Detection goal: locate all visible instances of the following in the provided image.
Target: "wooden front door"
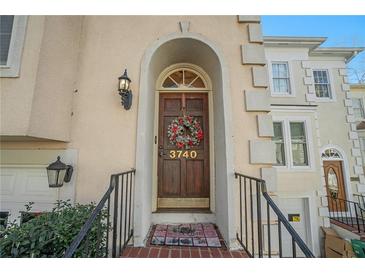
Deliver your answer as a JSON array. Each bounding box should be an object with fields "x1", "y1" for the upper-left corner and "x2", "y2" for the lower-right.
[
  {"x1": 157, "y1": 93, "x2": 210, "y2": 209},
  {"x1": 323, "y1": 160, "x2": 347, "y2": 212}
]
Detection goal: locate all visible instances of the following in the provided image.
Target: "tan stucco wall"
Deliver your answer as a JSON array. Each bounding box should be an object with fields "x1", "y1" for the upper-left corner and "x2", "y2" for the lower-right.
[
  {"x1": 0, "y1": 16, "x2": 82, "y2": 141},
  {"x1": 66, "y1": 16, "x2": 262, "y2": 203},
  {"x1": 1, "y1": 16, "x2": 45, "y2": 135}
]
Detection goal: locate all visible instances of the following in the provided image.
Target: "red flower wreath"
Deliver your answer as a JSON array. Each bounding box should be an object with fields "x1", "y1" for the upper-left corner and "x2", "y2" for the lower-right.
[{"x1": 167, "y1": 115, "x2": 204, "y2": 149}]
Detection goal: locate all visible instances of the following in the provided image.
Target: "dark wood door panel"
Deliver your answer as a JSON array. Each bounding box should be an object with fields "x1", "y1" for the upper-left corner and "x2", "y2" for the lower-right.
[
  {"x1": 324, "y1": 160, "x2": 347, "y2": 212},
  {"x1": 160, "y1": 159, "x2": 181, "y2": 196},
  {"x1": 157, "y1": 92, "x2": 210, "y2": 209}
]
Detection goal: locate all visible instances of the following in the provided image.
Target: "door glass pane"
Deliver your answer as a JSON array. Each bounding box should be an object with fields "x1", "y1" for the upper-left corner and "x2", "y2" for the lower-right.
[{"x1": 327, "y1": 168, "x2": 339, "y2": 198}]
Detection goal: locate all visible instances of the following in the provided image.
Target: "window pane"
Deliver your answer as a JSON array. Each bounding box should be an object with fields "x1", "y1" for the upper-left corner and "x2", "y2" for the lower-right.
[
  {"x1": 290, "y1": 122, "x2": 308, "y2": 166},
  {"x1": 273, "y1": 122, "x2": 286, "y2": 166},
  {"x1": 0, "y1": 211, "x2": 9, "y2": 228},
  {"x1": 352, "y1": 98, "x2": 364, "y2": 120},
  {"x1": 291, "y1": 143, "x2": 308, "y2": 166},
  {"x1": 162, "y1": 77, "x2": 178, "y2": 88},
  {"x1": 189, "y1": 77, "x2": 205, "y2": 88},
  {"x1": 0, "y1": 15, "x2": 14, "y2": 65},
  {"x1": 169, "y1": 70, "x2": 183, "y2": 85},
  {"x1": 272, "y1": 62, "x2": 290, "y2": 94},
  {"x1": 183, "y1": 70, "x2": 198, "y2": 86}
]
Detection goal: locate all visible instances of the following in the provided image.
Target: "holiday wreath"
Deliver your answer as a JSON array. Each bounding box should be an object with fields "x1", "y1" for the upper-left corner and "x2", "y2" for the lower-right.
[{"x1": 167, "y1": 115, "x2": 204, "y2": 149}]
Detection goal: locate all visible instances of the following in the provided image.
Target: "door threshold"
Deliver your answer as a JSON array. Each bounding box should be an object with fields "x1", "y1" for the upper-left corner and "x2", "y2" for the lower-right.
[
  {"x1": 151, "y1": 210, "x2": 216, "y2": 224},
  {"x1": 154, "y1": 208, "x2": 212, "y2": 214}
]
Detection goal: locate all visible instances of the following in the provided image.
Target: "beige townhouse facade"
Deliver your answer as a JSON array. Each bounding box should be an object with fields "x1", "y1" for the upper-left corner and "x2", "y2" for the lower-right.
[{"x1": 1, "y1": 15, "x2": 364, "y2": 257}]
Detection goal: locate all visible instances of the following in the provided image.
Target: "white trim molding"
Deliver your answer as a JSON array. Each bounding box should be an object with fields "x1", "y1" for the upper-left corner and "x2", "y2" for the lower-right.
[{"x1": 0, "y1": 16, "x2": 28, "y2": 78}]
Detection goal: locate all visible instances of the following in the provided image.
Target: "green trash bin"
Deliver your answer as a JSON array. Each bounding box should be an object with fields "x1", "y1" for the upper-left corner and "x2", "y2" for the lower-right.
[{"x1": 351, "y1": 239, "x2": 365, "y2": 258}]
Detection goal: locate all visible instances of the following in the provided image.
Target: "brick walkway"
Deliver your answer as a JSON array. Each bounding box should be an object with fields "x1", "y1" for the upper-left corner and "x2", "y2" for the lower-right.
[{"x1": 121, "y1": 224, "x2": 249, "y2": 258}]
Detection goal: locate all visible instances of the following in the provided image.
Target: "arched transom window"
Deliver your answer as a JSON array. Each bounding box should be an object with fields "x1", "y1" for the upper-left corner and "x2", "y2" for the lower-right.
[
  {"x1": 160, "y1": 68, "x2": 209, "y2": 90},
  {"x1": 321, "y1": 148, "x2": 342, "y2": 161}
]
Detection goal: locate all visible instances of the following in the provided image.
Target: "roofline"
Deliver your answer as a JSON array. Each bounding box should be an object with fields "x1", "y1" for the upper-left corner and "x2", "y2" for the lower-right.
[
  {"x1": 310, "y1": 47, "x2": 364, "y2": 63},
  {"x1": 264, "y1": 36, "x2": 364, "y2": 63},
  {"x1": 263, "y1": 36, "x2": 327, "y2": 50},
  {"x1": 350, "y1": 84, "x2": 365, "y2": 89}
]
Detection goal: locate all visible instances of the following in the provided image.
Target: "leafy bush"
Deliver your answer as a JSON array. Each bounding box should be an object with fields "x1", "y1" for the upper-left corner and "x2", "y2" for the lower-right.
[{"x1": 0, "y1": 200, "x2": 109, "y2": 258}]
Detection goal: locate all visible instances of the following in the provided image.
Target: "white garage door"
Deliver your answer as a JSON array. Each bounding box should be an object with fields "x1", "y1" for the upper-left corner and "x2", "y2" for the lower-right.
[{"x1": 1, "y1": 166, "x2": 61, "y2": 225}]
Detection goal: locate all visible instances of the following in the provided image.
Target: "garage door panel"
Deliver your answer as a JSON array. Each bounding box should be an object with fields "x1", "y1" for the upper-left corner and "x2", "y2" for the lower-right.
[
  {"x1": 1, "y1": 167, "x2": 59, "y2": 209},
  {"x1": 24, "y1": 172, "x2": 56, "y2": 197},
  {"x1": 0, "y1": 173, "x2": 16, "y2": 195}
]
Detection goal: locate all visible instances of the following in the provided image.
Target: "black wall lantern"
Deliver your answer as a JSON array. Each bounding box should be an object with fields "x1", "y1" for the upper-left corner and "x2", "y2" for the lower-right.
[
  {"x1": 46, "y1": 156, "x2": 73, "y2": 188},
  {"x1": 118, "y1": 69, "x2": 132, "y2": 110}
]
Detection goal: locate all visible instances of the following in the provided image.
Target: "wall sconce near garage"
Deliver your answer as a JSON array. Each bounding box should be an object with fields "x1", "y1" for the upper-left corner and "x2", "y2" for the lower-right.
[
  {"x1": 118, "y1": 69, "x2": 132, "y2": 110},
  {"x1": 46, "y1": 156, "x2": 73, "y2": 188}
]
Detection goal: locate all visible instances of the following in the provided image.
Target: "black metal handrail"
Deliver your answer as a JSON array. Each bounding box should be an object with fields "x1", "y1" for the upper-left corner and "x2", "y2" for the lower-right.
[
  {"x1": 327, "y1": 196, "x2": 365, "y2": 234},
  {"x1": 64, "y1": 169, "x2": 136, "y2": 258},
  {"x1": 235, "y1": 172, "x2": 315, "y2": 258},
  {"x1": 354, "y1": 193, "x2": 365, "y2": 209}
]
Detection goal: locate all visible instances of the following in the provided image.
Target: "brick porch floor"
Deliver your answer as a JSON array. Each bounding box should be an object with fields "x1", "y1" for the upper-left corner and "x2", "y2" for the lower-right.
[{"x1": 121, "y1": 224, "x2": 249, "y2": 258}]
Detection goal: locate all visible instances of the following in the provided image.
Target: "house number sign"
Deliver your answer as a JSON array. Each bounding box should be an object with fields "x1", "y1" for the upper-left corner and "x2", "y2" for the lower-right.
[{"x1": 169, "y1": 150, "x2": 197, "y2": 159}]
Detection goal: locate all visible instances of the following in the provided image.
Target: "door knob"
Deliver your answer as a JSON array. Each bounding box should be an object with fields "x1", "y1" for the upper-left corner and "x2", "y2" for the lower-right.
[{"x1": 159, "y1": 151, "x2": 165, "y2": 157}]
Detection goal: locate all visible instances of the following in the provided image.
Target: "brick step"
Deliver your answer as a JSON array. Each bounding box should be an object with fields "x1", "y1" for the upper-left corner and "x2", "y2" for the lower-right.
[{"x1": 121, "y1": 246, "x2": 249, "y2": 258}]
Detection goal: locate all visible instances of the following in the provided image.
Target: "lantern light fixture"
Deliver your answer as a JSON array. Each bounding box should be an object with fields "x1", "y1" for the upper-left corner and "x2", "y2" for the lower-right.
[
  {"x1": 46, "y1": 156, "x2": 73, "y2": 188},
  {"x1": 118, "y1": 69, "x2": 132, "y2": 110}
]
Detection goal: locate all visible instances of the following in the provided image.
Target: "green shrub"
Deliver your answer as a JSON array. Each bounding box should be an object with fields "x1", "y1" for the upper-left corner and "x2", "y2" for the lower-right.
[{"x1": 0, "y1": 200, "x2": 109, "y2": 258}]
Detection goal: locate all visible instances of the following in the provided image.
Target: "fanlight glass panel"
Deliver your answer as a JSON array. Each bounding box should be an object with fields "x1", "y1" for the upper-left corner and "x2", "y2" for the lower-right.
[
  {"x1": 327, "y1": 167, "x2": 339, "y2": 198},
  {"x1": 162, "y1": 69, "x2": 206, "y2": 89},
  {"x1": 321, "y1": 148, "x2": 341, "y2": 160}
]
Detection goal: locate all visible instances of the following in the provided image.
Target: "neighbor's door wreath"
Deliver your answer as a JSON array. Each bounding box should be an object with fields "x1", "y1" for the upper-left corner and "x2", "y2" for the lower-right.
[{"x1": 167, "y1": 115, "x2": 204, "y2": 149}]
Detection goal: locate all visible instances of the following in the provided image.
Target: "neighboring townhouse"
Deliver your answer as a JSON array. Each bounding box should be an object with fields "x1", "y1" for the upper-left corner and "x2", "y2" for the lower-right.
[
  {"x1": 0, "y1": 16, "x2": 364, "y2": 257},
  {"x1": 265, "y1": 37, "x2": 365, "y2": 245}
]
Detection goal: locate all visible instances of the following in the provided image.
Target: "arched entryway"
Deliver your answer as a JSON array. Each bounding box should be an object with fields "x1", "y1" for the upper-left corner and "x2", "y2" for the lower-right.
[
  {"x1": 153, "y1": 64, "x2": 214, "y2": 211},
  {"x1": 133, "y1": 32, "x2": 236, "y2": 248}
]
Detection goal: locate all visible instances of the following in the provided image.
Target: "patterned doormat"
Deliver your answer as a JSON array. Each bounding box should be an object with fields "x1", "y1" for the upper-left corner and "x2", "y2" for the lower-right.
[{"x1": 150, "y1": 223, "x2": 222, "y2": 248}]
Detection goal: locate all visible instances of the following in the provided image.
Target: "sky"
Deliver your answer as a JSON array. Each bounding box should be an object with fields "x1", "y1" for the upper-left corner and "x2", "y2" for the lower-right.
[{"x1": 262, "y1": 16, "x2": 365, "y2": 83}]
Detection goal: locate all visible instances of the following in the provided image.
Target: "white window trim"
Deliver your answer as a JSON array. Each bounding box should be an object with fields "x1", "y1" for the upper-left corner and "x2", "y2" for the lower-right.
[
  {"x1": 272, "y1": 116, "x2": 315, "y2": 172},
  {"x1": 0, "y1": 16, "x2": 28, "y2": 78},
  {"x1": 312, "y1": 68, "x2": 337, "y2": 103},
  {"x1": 268, "y1": 60, "x2": 296, "y2": 97}
]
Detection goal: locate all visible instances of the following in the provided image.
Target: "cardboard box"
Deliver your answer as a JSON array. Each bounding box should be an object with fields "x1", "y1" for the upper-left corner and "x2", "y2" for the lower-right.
[
  {"x1": 325, "y1": 247, "x2": 342, "y2": 258},
  {"x1": 321, "y1": 227, "x2": 355, "y2": 258}
]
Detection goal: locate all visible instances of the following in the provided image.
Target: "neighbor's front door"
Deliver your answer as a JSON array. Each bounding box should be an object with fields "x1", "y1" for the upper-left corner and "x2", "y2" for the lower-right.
[
  {"x1": 323, "y1": 160, "x2": 347, "y2": 212},
  {"x1": 157, "y1": 93, "x2": 210, "y2": 209}
]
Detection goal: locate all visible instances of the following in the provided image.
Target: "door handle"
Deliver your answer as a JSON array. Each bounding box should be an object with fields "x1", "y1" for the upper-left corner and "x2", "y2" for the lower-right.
[{"x1": 159, "y1": 151, "x2": 165, "y2": 157}]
